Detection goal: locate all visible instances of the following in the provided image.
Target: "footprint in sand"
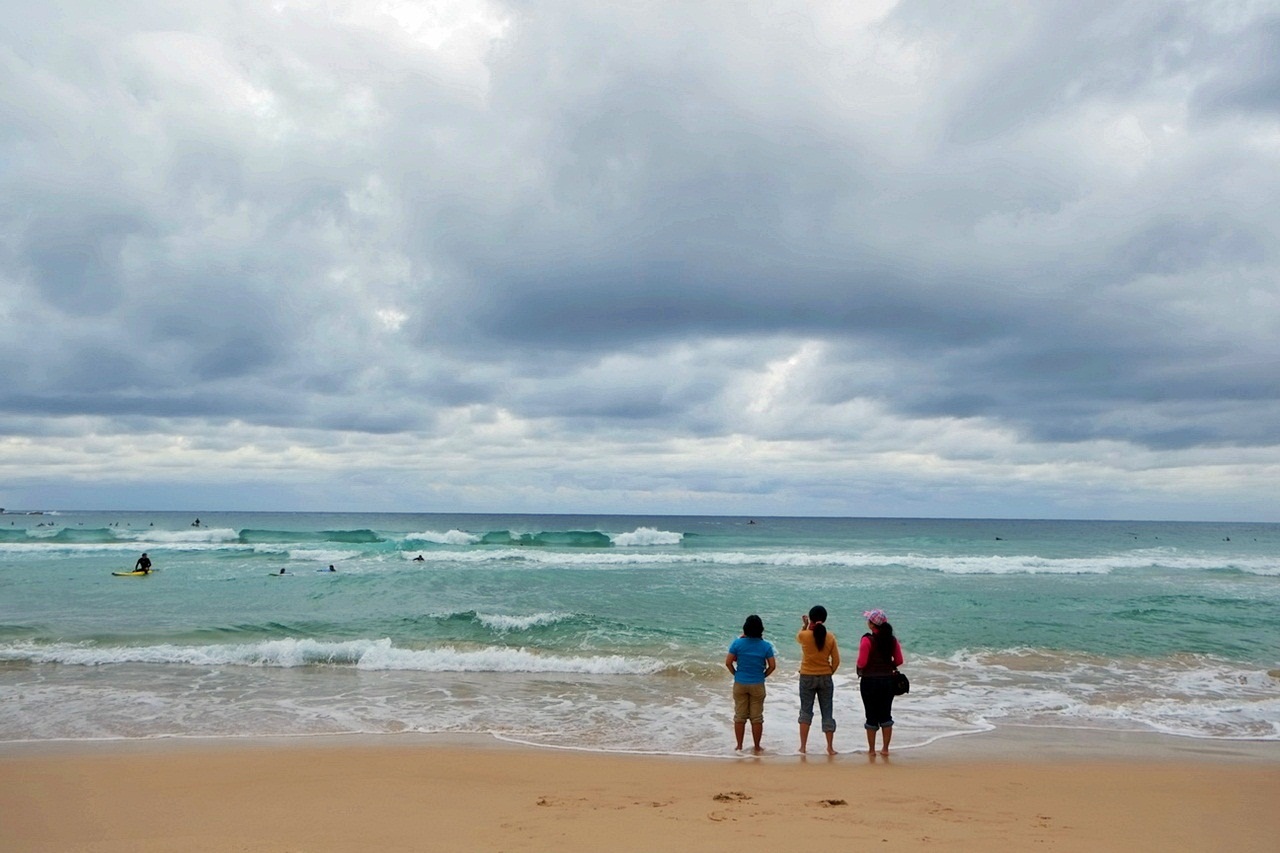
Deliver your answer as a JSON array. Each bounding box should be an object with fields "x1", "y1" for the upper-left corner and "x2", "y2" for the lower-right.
[
  {"x1": 712, "y1": 791, "x2": 752, "y2": 802},
  {"x1": 535, "y1": 796, "x2": 587, "y2": 807}
]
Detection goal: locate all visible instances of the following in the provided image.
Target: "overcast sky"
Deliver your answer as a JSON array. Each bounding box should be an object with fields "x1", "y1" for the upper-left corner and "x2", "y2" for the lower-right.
[{"x1": 2, "y1": 1, "x2": 1278, "y2": 520}]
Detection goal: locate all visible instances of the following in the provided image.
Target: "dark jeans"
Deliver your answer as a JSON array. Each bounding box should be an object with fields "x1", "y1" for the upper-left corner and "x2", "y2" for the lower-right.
[{"x1": 859, "y1": 676, "x2": 895, "y2": 730}]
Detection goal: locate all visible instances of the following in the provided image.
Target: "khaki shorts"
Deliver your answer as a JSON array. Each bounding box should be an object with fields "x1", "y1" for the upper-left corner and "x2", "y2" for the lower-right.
[{"x1": 733, "y1": 682, "x2": 766, "y2": 724}]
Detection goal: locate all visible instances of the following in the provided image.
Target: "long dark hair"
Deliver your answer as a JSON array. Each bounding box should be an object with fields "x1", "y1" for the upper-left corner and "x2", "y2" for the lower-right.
[
  {"x1": 742, "y1": 614, "x2": 764, "y2": 639},
  {"x1": 808, "y1": 605, "x2": 828, "y2": 651},
  {"x1": 870, "y1": 620, "x2": 896, "y2": 661}
]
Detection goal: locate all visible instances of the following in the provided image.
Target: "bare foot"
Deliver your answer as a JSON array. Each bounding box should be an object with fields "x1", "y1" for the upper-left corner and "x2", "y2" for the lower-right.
[
  {"x1": 752, "y1": 746, "x2": 764, "y2": 754},
  {"x1": 879, "y1": 748, "x2": 890, "y2": 755},
  {"x1": 798, "y1": 746, "x2": 807, "y2": 754},
  {"x1": 827, "y1": 747, "x2": 838, "y2": 755}
]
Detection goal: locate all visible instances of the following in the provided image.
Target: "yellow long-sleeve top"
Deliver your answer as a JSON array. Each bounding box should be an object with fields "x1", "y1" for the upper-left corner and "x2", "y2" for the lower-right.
[{"x1": 795, "y1": 629, "x2": 840, "y2": 676}]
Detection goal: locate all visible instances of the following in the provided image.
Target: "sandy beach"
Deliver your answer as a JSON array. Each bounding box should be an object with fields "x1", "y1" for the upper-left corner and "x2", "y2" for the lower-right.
[{"x1": 3, "y1": 730, "x2": 1277, "y2": 852}]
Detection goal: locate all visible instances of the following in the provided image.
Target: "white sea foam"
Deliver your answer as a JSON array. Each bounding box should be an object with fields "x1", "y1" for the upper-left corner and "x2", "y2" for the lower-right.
[
  {"x1": 2, "y1": 644, "x2": 1276, "y2": 748},
  {"x1": 357, "y1": 643, "x2": 663, "y2": 675},
  {"x1": 475, "y1": 612, "x2": 573, "y2": 632},
  {"x1": 0, "y1": 639, "x2": 664, "y2": 676},
  {"x1": 926, "y1": 649, "x2": 1280, "y2": 739},
  {"x1": 2, "y1": 533, "x2": 1270, "y2": 578},
  {"x1": 912, "y1": 555, "x2": 1117, "y2": 574},
  {"x1": 367, "y1": 547, "x2": 1278, "y2": 577},
  {"x1": 1234, "y1": 561, "x2": 1280, "y2": 576},
  {"x1": 421, "y1": 548, "x2": 1125, "y2": 573},
  {"x1": 10, "y1": 525, "x2": 235, "y2": 545},
  {"x1": 0, "y1": 541, "x2": 255, "y2": 555},
  {"x1": 406, "y1": 529, "x2": 482, "y2": 545},
  {"x1": 116, "y1": 527, "x2": 240, "y2": 544},
  {"x1": 610, "y1": 527, "x2": 684, "y2": 546}
]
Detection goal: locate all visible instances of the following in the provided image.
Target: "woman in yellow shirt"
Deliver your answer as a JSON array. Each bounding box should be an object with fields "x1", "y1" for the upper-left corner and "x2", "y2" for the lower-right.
[{"x1": 796, "y1": 605, "x2": 840, "y2": 754}]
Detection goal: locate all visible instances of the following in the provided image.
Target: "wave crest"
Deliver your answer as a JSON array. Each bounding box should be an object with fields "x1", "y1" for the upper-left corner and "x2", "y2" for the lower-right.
[
  {"x1": 611, "y1": 527, "x2": 683, "y2": 547},
  {"x1": 0, "y1": 639, "x2": 664, "y2": 675},
  {"x1": 473, "y1": 612, "x2": 574, "y2": 632}
]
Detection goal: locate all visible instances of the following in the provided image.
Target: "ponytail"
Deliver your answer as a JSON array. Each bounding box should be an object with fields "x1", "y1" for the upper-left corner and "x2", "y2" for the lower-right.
[{"x1": 808, "y1": 605, "x2": 828, "y2": 651}]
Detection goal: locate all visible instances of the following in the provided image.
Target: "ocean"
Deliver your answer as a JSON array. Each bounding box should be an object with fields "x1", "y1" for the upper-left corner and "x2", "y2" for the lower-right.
[{"x1": 2, "y1": 511, "x2": 1277, "y2": 754}]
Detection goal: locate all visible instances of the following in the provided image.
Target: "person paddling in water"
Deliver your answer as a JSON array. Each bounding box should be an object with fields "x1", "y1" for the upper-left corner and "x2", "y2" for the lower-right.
[{"x1": 134, "y1": 553, "x2": 152, "y2": 574}]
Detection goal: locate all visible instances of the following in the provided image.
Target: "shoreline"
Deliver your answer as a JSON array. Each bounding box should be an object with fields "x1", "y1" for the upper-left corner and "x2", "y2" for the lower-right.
[
  {"x1": 4, "y1": 721, "x2": 1279, "y2": 763},
  {"x1": 3, "y1": 728, "x2": 1277, "y2": 852}
]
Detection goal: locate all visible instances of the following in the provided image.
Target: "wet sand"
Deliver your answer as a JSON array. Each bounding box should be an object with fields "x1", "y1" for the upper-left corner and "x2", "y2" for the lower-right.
[{"x1": 2, "y1": 729, "x2": 1277, "y2": 852}]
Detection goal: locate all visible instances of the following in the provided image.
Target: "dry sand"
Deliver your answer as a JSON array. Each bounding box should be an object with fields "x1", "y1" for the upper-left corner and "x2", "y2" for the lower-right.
[{"x1": 2, "y1": 730, "x2": 1277, "y2": 852}]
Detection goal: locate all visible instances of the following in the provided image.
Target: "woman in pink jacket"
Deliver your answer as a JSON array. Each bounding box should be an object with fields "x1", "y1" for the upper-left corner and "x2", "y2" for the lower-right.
[{"x1": 856, "y1": 608, "x2": 904, "y2": 755}]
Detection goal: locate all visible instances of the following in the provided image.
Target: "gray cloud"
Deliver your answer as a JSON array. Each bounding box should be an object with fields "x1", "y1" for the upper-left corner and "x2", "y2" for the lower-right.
[{"x1": 1, "y1": 0, "x2": 1277, "y2": 519}]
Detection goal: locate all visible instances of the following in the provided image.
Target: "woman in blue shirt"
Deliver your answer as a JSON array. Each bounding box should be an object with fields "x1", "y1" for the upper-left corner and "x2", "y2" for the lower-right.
[{"x1": 725, "y1": 614, "x2": 777, "y2": 752}]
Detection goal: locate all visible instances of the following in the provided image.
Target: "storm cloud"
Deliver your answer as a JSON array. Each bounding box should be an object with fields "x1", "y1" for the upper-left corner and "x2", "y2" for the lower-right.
[{"x1": 1, "y1": 0, "x2": 1277, "y2": 519}]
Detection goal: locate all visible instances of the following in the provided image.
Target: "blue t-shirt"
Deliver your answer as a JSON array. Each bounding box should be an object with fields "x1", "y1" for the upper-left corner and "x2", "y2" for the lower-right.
[{"x1": 728, "y1": 637, "x2": 776, "y2": 685}]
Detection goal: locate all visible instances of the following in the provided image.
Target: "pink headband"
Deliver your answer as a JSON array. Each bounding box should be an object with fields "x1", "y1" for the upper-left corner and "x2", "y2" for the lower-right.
[{"x1": 863, "y1": 609, "x2": 887, "y2": 626}]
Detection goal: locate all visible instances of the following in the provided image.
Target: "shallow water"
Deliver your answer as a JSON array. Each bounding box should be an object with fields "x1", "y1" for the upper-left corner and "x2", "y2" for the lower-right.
[{"x1": 1, "y1": 511, "x2": 1276, "y2": 752}]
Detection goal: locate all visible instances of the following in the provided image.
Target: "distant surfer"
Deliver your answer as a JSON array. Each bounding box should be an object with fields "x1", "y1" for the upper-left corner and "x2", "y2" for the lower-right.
[
  {"x1": 328, "y1": 564, "x2": 337, "y2": 572},
  {"x1": 134, "y1": 553, "x2": 152, "y2": 574},
  {"x1": 192, "y1": 518, "x2": 201, "y2": 527},
  {"x1": 412, "y1": 554, "x2": 425, "y2": 562}
]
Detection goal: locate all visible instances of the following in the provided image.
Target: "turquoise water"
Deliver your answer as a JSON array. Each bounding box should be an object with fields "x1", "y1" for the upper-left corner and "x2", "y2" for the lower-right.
[{"x1": 1, "y1": 511, "x2": 1277, "y2": 753}]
